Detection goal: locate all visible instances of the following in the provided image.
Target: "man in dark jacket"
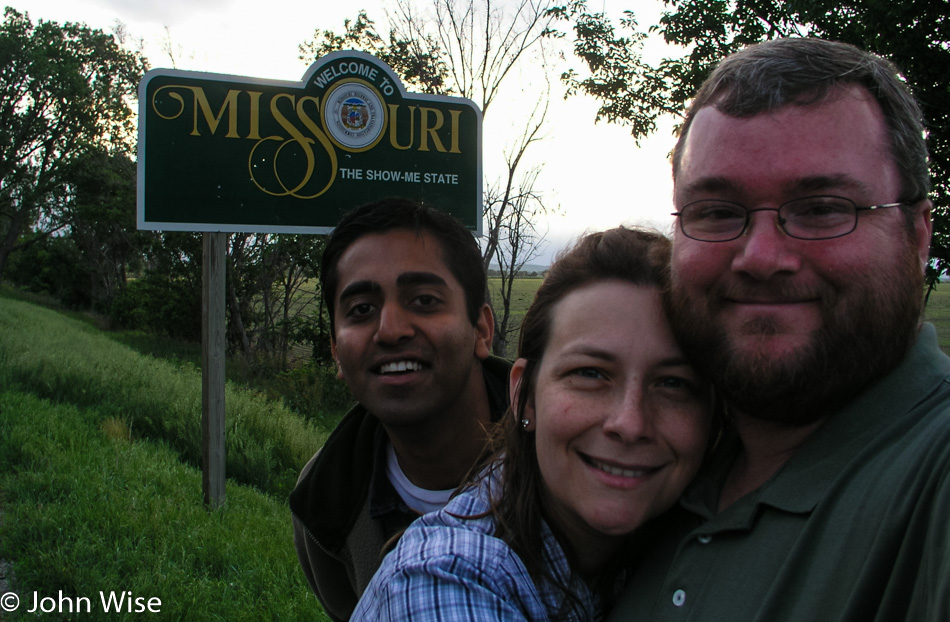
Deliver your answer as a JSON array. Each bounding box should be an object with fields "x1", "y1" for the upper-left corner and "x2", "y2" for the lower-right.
[{"x1": 290, "y1": 198, "x2": 510, "y2": 621}]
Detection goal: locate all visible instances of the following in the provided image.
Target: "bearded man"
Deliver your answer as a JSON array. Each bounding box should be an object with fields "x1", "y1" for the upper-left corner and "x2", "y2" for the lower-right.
[{"x1": 609, "y1": 38, "x2": 950, "y2": 621}]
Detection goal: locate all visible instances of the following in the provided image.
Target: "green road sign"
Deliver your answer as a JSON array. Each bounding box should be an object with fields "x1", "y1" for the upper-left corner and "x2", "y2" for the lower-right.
[{"x1": 137, "y1": 51, "x2": 483, "y2": 233}]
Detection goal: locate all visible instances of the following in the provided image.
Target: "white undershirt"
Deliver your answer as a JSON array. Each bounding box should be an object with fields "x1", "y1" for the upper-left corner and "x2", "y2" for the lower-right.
[{"x1": 386, "y1": 442, "x2": 454, "y2": 515}]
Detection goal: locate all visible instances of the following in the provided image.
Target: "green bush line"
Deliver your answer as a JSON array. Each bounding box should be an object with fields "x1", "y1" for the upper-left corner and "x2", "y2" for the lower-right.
[
  {"x1": 0, "y1": 389, "x2": 327, "y2": 620},
  {"x1": 0, "y1": 296, "x2": 326, "y2": 498}
]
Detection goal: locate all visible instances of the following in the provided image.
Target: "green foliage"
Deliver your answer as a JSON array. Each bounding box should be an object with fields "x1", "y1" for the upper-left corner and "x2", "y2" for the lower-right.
[
  {"x1": 0, "y1": 390, "x2": 328, "y2": 620},
  {"x1": 0, "y1": 8, "x2": 147, "y2": 279},
  {"x1": 264, "y1": 361, "x2": 353, "y2": 432},
  {"x1": 4, "y1": 234, "x2": 93, "y2": 308},
  {"x1": 0, "y1": 295, "x2": 327, "y2": 498},
  {"x1": 232, "y1": 234, "x2": 331, "y2": 368},
  {"x1": 549, "y1": 2, "x2": 675, "y2": 144},
  {"x1": 61, "y1": 148, "x2": 150, "y2": 311},
  {"x1": 108, "y1": 272, "x2": 203, "y2": 341},
  {"x1": 553, "y1": 0, "x2": 950, "y2": 280}
]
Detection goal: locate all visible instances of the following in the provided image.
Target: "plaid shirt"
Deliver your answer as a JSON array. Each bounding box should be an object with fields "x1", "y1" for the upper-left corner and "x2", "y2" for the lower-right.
[{"x1": 352, "y1": 472, "x2": 613, "y2": 621}]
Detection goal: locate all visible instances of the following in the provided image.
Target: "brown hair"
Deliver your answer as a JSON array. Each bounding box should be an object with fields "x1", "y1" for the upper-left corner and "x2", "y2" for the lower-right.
[{"x1": 672, "y1": 38, "x2": 930, "y2": 207}]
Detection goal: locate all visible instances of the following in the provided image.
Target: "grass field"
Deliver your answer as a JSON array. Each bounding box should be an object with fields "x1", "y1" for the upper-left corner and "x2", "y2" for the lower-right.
[
  {"x1": 487, "y1": 276, "x2": 543, "y2": 350},
  {"x1": 924, "y1": 285, "x2": 950, "y2": 353}
]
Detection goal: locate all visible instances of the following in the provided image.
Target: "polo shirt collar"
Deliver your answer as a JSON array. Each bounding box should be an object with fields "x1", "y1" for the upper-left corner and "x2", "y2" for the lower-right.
[{"x1": 684, "y1": 323, "x2": 950, "y2": 522}]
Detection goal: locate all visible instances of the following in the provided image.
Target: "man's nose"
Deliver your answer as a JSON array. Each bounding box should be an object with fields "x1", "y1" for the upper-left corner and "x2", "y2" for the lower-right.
[
  {"x1": 730, "y1": 210, "x2": 802, "y2": 280},
  {"x1": 375, "y1": 302, "x2": 414, "y2": 344}
]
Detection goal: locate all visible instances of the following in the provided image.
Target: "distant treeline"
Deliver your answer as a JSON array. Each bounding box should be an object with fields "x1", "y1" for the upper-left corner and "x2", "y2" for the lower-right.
[{"x1": 488, "y1": 269, "x2": 547, "y2": 278}]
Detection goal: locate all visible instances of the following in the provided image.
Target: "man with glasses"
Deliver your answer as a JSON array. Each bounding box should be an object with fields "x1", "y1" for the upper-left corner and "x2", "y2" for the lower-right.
[{"x1": 609, "y1": 38, "x2": 949, "y2": 621}]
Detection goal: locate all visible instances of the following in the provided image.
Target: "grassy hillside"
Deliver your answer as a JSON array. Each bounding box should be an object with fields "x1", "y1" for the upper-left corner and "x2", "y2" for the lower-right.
[
  {"x1": 0, "y1": 294, "x2": 330, "y2": 620},
  {"x1": 0, "y1": 391, "x2": 323, "y2": 620},
  {"x1": 0, "y1": 295, "x2": 328, "y2": 498}
]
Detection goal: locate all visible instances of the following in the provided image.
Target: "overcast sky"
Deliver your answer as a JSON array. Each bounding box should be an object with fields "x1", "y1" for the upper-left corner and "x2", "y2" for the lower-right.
[{"x1": 9, "y1": 0, "x2": 680, "y2": 264}]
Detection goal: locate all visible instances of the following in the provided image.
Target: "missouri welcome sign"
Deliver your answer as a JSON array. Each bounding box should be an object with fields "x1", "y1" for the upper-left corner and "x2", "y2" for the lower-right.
[{"x1": 138, "y1": 51, "x2": 483, "y2": 233}]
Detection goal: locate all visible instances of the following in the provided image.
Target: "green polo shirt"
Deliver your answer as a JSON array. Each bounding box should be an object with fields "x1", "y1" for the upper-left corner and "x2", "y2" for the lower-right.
[{"x1": 609, "y1": 323, "x2": 950, "y2": 622}]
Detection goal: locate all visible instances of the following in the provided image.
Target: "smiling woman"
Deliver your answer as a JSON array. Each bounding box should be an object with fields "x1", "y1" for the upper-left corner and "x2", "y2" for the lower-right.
[
  {"x1": 518, "y1": 280, "x2": 709, "y2": 577},
  {"x1": 351, "y1": 226, "x2": 713, "y2": 621}
]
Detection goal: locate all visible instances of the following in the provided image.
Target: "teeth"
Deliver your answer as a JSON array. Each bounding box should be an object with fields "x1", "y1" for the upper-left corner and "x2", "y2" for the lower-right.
[
  {"x1": 379, "y1": 360, "x2": 423, "y2": 374},
  {"x1": 589, "y1": 458, "x2": 650, "y2": 478}
]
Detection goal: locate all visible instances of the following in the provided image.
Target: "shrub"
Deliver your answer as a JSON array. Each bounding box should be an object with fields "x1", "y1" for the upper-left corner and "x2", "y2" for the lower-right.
[
  {"x1": 4, "y1": 235, "x2": 92, "y2": 309},
  {"x1": 109, "y1": 273, "x2": 202, "y2": 341}
]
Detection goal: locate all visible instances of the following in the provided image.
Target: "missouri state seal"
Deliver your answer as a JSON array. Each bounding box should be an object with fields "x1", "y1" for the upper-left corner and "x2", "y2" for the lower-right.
[{"x1": 323, "y1": 80, "x2": 386, "y2": 152}]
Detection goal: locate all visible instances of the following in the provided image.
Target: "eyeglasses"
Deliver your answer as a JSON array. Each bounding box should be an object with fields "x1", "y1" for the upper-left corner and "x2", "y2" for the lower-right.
[{"x1": 672, "y1": 195, "x2": 906, "y2": 242}]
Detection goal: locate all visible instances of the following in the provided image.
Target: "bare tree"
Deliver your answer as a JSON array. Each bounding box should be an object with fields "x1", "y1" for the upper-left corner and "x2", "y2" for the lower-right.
[
  {"x1": 226, "y1": 233, "x2": 326, "y2": 370},
  {"x1": 480, "y1": 80, "x2": 550, "y2": 274},
  {"x1": 386, "y1": 0, "x2": 556, "y2": 355},
  {"x1": 158, "y1": 25, "x2": 193, "y2": 69},
  {"x1": 388, "y1": 0, "x2": 555, "y2": 117},
  {"x1": 482, "y1": 90, "x2": 550, "y2": 355},
  {"x1": 488, "y1": 164, "x2": 546, "y2": 356}
]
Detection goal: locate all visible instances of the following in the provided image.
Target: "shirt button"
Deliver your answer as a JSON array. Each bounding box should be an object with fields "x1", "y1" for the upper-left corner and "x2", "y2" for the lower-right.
[
  {"x1": 672, "y1": 590, "x2": 686, "y2": 607},
  {"x1": 698, "y1": 535, "x2": 712, "y2": 544}
]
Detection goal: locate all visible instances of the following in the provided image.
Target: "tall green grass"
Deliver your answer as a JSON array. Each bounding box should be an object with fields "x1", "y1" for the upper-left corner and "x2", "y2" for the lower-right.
[
  {"x1": 0, "y1": 390, "x2": 325, "y2": 620},
  {"x1": 0, "y1": 296, "x2": 327, "y2": 498}
]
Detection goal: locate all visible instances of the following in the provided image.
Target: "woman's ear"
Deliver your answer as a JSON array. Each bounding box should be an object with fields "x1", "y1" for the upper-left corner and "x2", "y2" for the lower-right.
[{"x1": 509, "y1": 358, "x2": 536, "y2": 431}]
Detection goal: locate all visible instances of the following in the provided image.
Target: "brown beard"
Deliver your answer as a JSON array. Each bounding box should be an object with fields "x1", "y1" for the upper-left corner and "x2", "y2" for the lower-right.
[{"x1": 667, "y1": 242, "x2": 925, "y2": 424}]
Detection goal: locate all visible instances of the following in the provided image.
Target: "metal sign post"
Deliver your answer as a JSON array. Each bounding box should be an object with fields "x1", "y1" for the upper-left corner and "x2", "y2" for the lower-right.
[{"x1": 201, "y1": 231, "x2": 227, "y2": 508}]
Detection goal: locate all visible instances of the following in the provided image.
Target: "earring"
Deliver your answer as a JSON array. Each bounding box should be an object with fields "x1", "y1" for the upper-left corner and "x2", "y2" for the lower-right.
[{"x1": 520, "y1": 418, "x2": 530, "y2": 430}]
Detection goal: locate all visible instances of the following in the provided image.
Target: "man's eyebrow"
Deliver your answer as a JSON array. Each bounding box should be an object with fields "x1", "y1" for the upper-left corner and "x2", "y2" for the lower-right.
[
  {"x1": 338, "y1": 280, "x2": 380, "y2": 302},
  {"x1": 680, "y1": 174, "x2": 874, "y2": 201},
  {"x1": 396, "y1": 272, "x2": 449, "y2": 288},
  {"x1": 678, "y1": 176, "x2": 739, "y2": 199},
  {"x1": 785, "y1": 174, "x2": 872, "y2": 196}
]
